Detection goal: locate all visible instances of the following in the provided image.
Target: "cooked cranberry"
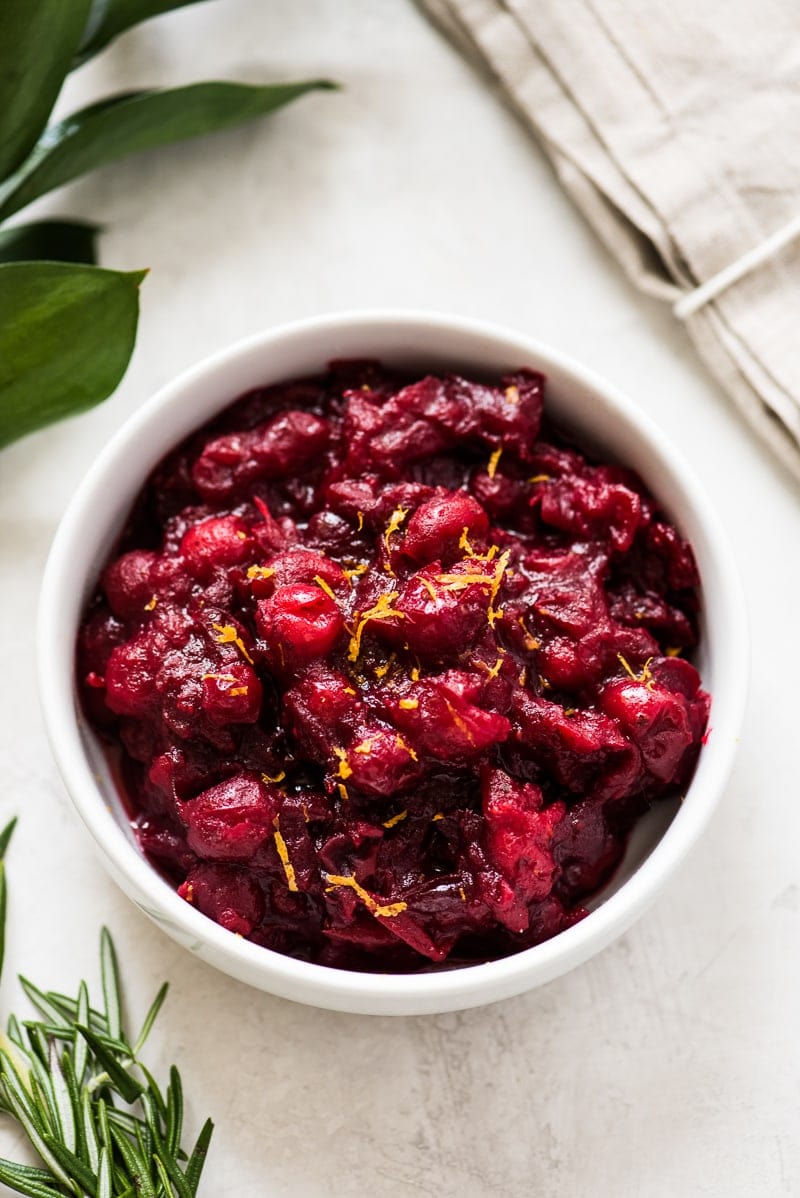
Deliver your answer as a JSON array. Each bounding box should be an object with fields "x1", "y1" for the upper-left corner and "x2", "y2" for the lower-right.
[
  {"x1": 180, "y1": 514, "x2": 251, "y2": 577},
  {"x1": 192, "y1": 410, "x2": 329, "y2": 501},
  {"x1": 338, "y1": 727, "x2": 424, "y2": 797},
  {"x1": 403, "y1": 493, "x2": 489, "y2": 563},
  {"x1": 200, "y1": 663, "x2": 262, "y2": 726},
  {"x1": 180, "y1": 863, "x2": 265, "y2": 935},
  {"x1": 103, "y1": 550, "x2": 159, "y2": 619},
  {"x1": 393, "y1": 558, "x2": 500, "y2": 658},
  {"x1": 282, "y1": 666, "x2": 365, "y2": 757},
  {"x1": 599, "y1": 677, "x2": 695, "y2": 784},
  {"x1": 180, "y1": 773, "x2": 277, "y2": 861},
  {"x1": 256, "y1": 583, "x2": 344, "y2": 667},
  {"x1": 388, "y1": 675, "x2": 511, "y2": 761},
  {"x1": 482, "y1": 768, "x2": 564, "y2": 904},
  {"x1": 80, "y1": 361, "x2": 709, "y2": 972},
  {"x1": 257, "y1": 549, "x2": 347, "y2": 595},
  {"x1": 540, "y1": 475, "x2": 642, "y2": 553}
]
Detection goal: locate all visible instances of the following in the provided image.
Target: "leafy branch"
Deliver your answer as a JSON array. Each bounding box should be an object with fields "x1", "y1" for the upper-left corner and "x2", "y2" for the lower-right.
[
  {"x1": 0, "y1": 820, "x2": 213, "y2": 1196},
  {"x1": 0, "y1": 0, "x2": 335, "y2": 448}
]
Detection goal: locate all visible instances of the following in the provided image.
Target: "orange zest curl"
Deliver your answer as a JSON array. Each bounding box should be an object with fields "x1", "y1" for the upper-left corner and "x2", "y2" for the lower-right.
[
  {"x1": 246, "y1": 565, "x2": 274, "y2": 581},
  {"x1": 333, "y1": 746, "x2": 353, "y2": 779},
  {"x1": 212, "y1": 623, "x2": 254, "y2": 665},
  {"x1": 313, "y1": 575, "x2": 338, "y2": 603},
  {"x1": 324, "y1": 873, "x2": 407, "y2": 919},
  {"x1": 617, "y1": 653, "x2": 655, "y2": 691},
  {"x1": 382, "y1": 810, "x2": 408, "y2": 829},
  {"x1": 273, "y1": 818, "x2": 298, "y2": 891},
  {"x1": 348, "y1": 592, "x2": 404, "y2": 662}
]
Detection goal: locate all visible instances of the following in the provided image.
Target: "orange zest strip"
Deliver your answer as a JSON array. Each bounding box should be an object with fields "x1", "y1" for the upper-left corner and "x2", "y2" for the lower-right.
[
  {"x1": 212, "y1": 622, "x2": 254, "y2": 665},
  {"x1": 313, "y1": 575, "x2": 338, "y2": 603},
  {"x1": 382, "y1": 810, "x2": 408, "y2": 829},
  {"x1": 273, "y1": 818, "x2": 298, "y2": 891},
  {"x1": 348, "y1": 592, "x2": 404, "y2": 662},
  {"x1": 333, "y1": 746, "x2": 353, "y2": 779},
  {"x1": 324, "y1": 873, "x2": 407, "y2": 919},
  {"x1": 617, "y1": 653, "x2": 655, "y2": 690}
]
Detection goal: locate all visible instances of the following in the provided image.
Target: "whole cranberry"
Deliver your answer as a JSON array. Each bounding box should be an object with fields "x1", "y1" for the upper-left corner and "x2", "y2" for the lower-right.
[
  {"x1": 403, "y1": 492, "x2": 490, "y2": 563},
  {"x1": 181, "y1": 773, "x2": 277, "y2": 861},
  {"x1": 256, "y1": 582, "x2": 344, "y2": 666},
  {"x1": 180, "y1": 514, "x2": 251, "y2": 578},
  {"x1": 179, "y1": 863, "x2": 265, "y2": 936},
  {"x1": 599, "y1": 677, "x2": 693, "y2": 783},
  {"x1": 102, "y1": 550, "x2": 159, "y2": 619}
]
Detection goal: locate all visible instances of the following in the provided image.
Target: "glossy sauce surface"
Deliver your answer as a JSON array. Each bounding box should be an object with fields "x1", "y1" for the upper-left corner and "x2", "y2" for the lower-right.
[{"x1": 78, "y1": 362, "x2": 709, "y2": 971}]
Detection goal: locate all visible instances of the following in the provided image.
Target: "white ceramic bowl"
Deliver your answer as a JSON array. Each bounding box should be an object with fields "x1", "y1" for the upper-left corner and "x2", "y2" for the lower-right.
[{"x1": 38, "y1": 311, "x2": 747, "y2": 1016}]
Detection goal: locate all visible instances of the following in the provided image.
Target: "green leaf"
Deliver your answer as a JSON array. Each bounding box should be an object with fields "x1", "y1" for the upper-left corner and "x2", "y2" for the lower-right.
[
  {"x1": 76, "y1": 0, "x2": 210, "y2": 65},
  {"x1": 0, "y1": 1048, "x2": 38, "y2": 1122},
  {"x1": 96, "y1": 1096, "x2": 111, "y2": 1151},
  {"x1": 0, "y1": 262, "x2": 144, "y2": 448},
  {"x1": 0, "y1": 1156, "x2": 64, "y2": 1198},
  {"x1": 75, "y1": 1026, "x2": 144, "y2": 1105},
  {"x1": 61, "y1": 1053, "x2": 86, "y2": 1165},
  {"x1": 28, "y1": 1072, "x2": 58, "y2": 1139},
  {"x1": 45, "y1": 992, "x2": 109, "y2": 1034},
  {"x1": 152, "y1": 1154, "x2": 175, "y2": 1197},
  {"x1": 47, "y1": 1042, "x2": 77, "y2": 1154},
  {"x1": 0, "y1": 863, "x2": 8, "y2": 990},
  {"x1": 183, "y1": 1119, "x2": 213, "y2": 1196},
  {"x1": 18, "y1": 979, "x2": 70, "y2": 1030},
  {"x1": 96, "y1": 1145, "x2": 112, "y2": 1198},
  {"x1": 148, "y1": 1128, "x2": 190, "y2": 1198},
  {"x1": 25, "y1": 1026, "x2": 52, "y2": 1072},
  {"x1": 133, "y1": 983, "x2": 168, "y2": 1056},
  {"x1": 99, "y1": 928, "x2": 124, "y2": 1044},
  {"x1": 0, "y1": 221, "x2": 99, "y2": 265},
  {"x1": 109, "y1": 1124, "x2": 156, "y2": 1198},
  {"x1": 22, "y1": 1022, "x2": 129, "y2": 1058},
  {"x1": 42, "y1": 1134, "x2": 98, "y2": 1194},
  {"x1": 0, "y1": 818, "x2": 18, "y2": 861},
  {"x1": 165, "y1": 1067, "x2": 183, "y2": 1156},
  {"x1": 105, "y1": 1108, "x2": 143, "y2": 1136},
  {"x1": 74, "y1": 981, "x2": 90, "y2": 1085},
  {"x1": 0, "y1": 1077, "x2": 72, "y2": 1188},
  {"x1": 141, "y1": 1067, "x2": 167, "y2": 1127},
  {"x1": 0, "y1": 926, "x2": 212, "y2": 1198},
  {"x1": 0, "y1": 818, "x2": 15, "y2": 985},
  {"x1": 135, "y1": 1119, "x2": 153, "y2": 1177},
  {"x1": 0, "y1": 79, "x2": 336, "y2": 222},
  {"x1": 149, "y1": 1138, "x2": 190, "y2": 1198},
  {"x1": 6, "y1": 1014, "x2": 26, "y2": 1049},
  {"x1": 0, "y1": 0, "x2": 92, "y2": 179},
  {"x1": 81, "y1": 1089, "x2": 100, "y2": 1173}
]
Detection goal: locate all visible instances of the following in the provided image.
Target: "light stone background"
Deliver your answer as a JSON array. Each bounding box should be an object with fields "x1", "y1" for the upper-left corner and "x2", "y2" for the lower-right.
[{"x1": 1, "y1": 2, "x2": 797, "y2": 1195}]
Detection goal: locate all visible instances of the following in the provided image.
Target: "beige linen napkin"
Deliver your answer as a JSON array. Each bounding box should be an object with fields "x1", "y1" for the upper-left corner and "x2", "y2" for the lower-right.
[{"x1": 421, "y1": 0, "x2": 800, "y2": 479}]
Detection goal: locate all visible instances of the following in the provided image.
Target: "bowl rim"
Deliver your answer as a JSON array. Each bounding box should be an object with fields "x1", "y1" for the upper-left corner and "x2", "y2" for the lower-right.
[{"x1": 37, "y1": 308, "x2": 748, "y2": 1013}]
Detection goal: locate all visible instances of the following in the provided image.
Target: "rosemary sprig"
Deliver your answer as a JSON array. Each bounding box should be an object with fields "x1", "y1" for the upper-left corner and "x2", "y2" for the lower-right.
[{"x1": 0, "y1": 818, "x2": 213, "y2": 1196}]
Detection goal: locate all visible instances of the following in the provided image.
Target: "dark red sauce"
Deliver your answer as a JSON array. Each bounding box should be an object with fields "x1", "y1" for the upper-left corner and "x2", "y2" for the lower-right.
[{"x1": 78, "y1": 361, "x2": 709, "y2": 971}]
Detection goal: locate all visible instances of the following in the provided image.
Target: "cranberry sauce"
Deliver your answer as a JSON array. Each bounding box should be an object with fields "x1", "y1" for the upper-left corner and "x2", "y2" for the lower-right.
[{"x1": 78, "y1": 361, "x2": 709, "y2": 971}]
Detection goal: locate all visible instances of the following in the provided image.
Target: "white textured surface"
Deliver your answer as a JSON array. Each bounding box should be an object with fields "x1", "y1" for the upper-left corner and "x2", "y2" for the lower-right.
[{"x1": 0, "y1": 2, "x2": 795, "y2": 1194}]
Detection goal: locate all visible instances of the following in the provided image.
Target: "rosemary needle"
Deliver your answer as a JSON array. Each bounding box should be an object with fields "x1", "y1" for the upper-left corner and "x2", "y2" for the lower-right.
[{"x1": 0, "y1": 817, "x2": 213, "y2": 1196}]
